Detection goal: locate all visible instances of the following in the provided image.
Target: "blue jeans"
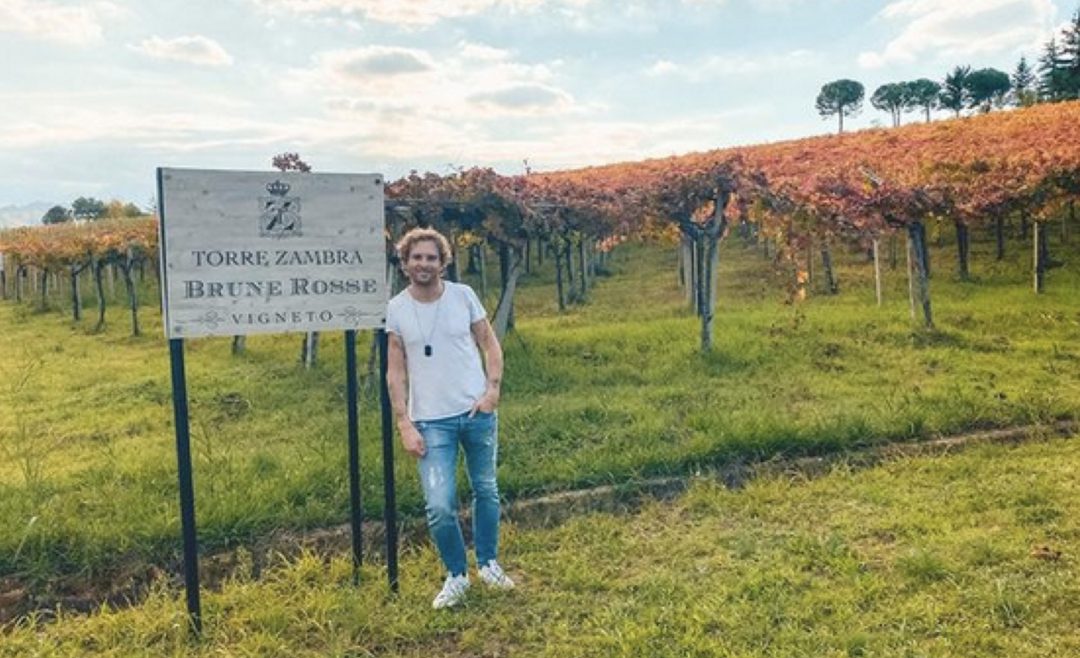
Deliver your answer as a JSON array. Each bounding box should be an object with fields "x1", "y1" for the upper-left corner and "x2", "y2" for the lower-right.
[{"x1": 415, "y1": 410, "x2": 501, "y2": 576}]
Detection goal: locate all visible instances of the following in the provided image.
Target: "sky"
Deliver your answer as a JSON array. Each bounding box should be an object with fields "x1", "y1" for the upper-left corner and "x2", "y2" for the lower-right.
[{"x1": 0, "y1": 0, "x2": 1074, "y2": 223}]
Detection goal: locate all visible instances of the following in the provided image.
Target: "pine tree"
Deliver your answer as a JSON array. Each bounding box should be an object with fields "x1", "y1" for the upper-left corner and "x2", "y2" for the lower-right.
[
  {"x1": 815, "y1": 79, "x2": 864, "y2": 133},
  {"x1": 902, "y1": 78, "x2": 941, "y2": 122},
  {"x1": 939, "y1": 66, "x2": 970, "y2": 116},
  {"x1": 1060, "y1": 9, "x2": 1080, "y2": 99},
  {"x1": 965, "y1": 68, "x2": 1011, "y2": 113},
  {"x1": 871, "y1": 82, "x2": 907, "y2": 127},
  {"x1": 1038, "y1": 38, "x2": 1068, "y2": 101},
  {"x1": 1011, "y1": 56, "x2": 1037, "y2": 106}
]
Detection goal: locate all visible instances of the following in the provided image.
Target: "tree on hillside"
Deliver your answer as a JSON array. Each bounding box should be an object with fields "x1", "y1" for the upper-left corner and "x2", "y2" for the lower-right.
[
  {"x1": 903, "y1": 78, "x2": 941, "y2": 122},
  {"x1": 42, "y1": 205, "x2": 72, "y2": 224},
  {"x1": 1038, "y1": 38, "x2": 1069, "y2": 101},
  {"x1": 104, "y1": 199, "x2": 146, "y2": 219},
  {"x1": 271, "y1": 152, "x2": 312, "y2": 172},
  {"x1": 1011, "y1": 56, "x2": 1037, "y2": 106},
  {"x1": 1061, "y1": 9, "x2": 1080, "y2": 99},
  {"x1": 71, "y1": 197, "x2": 106, "y2": 222},
  {"x1": 965, "y1": 67, "x2": 1011, "y2": 112},
  {"x1": 815, "y1": 79, "x2": 864, "y2": 133},
  {"x1": 939, "y1": 66, "x2": 970, "y2": 116},
  {"x1": 871, "y1": 83, "x2": 908, "y2": 127}
]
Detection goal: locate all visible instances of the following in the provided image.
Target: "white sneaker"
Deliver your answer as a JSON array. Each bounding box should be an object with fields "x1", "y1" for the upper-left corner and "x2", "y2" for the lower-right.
[
  {"x1": 432, "y1": 574, "x2": 470, "y2": 609},
  {"x1": 478, "y1": 560, "x2": 515, "y2": 590}
]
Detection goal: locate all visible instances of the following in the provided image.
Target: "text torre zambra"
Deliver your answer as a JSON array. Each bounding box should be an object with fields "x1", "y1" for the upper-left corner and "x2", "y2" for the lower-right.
[{"x1": 191, "y1": 249, "x2": 365, "y2": 268}]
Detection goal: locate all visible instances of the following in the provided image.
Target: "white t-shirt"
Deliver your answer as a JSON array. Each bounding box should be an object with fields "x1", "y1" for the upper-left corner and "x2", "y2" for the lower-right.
[{"x1": 386, "y1": 281, "x2": 488, "y2": 421}]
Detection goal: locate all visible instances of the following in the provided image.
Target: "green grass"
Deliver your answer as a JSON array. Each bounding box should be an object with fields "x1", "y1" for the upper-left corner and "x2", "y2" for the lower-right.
[
  {"x1": 0, "y1": 226, "x2": 1078, "y2": 586},
  {"x1": 3, "y1": 434, "x2": 1078, "y2": 656}
]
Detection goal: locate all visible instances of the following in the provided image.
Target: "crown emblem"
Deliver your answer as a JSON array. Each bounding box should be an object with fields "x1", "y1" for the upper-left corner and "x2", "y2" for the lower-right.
[
  {"x1": 259, "y1": 179, "x2": 302, "y2": 238},
  {"x1": 266, "y1": 180, "x2": 291, "y2": 196}
]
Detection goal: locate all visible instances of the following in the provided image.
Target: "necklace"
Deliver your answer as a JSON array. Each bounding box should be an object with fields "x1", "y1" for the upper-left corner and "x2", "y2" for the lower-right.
[{"x1": 409, "y1": 284, "x2": 443, "y2": 357}]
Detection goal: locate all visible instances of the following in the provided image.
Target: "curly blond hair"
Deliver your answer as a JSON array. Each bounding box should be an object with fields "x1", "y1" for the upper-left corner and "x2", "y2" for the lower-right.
[{"x1": 395, "y1": 227, "x2": 453, "y2": 266}]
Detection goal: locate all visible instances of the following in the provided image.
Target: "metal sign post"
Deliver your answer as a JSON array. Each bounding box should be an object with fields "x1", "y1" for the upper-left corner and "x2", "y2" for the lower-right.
[
  {"x1": 157, "y1": 167, "x2": 390, "y2": 635},
  {"x1": 167, "y1": 338, "x2": 202, "y2": 633},
  {"x1": 345, "y1": 329, "x2": 363, "y2": 582},
  {"x1": 377, "y1": 329, "x2": 399, "y2": 591}
]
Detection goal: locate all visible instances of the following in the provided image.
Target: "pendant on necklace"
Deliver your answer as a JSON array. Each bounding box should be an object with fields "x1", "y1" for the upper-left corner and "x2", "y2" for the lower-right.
[{"x1": 424, "y1": 345, "x2": 433, "y2": 357}]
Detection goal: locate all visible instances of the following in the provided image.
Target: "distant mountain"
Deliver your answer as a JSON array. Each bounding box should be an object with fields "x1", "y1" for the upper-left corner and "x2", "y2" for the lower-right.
[{"x1": 0, "y1": 202, "x2": 54, "y2": 229}]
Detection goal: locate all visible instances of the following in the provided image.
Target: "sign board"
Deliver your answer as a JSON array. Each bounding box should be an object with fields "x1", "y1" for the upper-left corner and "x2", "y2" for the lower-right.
[{"x1": 158, "y1": 168, "x2": 386, "y2": 338}]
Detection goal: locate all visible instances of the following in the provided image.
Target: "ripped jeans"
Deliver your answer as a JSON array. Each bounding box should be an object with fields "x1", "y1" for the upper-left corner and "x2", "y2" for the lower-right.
[{"x1": 414, "y1": 410, "x2": 501, "y2": 576}]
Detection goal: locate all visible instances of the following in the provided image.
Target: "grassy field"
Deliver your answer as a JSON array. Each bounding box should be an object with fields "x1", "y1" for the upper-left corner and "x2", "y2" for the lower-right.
[
  {"x1": 0, "y1": 225, "x2": 1078, "y2": 590},
  {"x1": 2, "y1": 433, "x2": 1078, "y2": 656}
]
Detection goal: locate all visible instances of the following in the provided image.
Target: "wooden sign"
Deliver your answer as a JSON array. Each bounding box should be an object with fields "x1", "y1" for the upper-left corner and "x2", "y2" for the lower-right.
[{"x1": 158, "y1": 168, "x2": 386, "y2": 338}]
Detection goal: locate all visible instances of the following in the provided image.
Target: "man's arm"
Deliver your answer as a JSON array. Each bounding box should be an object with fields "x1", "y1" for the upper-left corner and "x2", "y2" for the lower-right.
[
  {"x1": 469, "y1": 318, "x2": 503, "y2": 416},
  {"x1": 386, "y1": 332, "x2": 426, "y2": 457}
]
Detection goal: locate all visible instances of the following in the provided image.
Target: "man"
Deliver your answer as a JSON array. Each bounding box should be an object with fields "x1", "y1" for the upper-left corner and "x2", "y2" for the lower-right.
[{"x1": 385, "y1": 227, "x2": 514, "y2": 609}]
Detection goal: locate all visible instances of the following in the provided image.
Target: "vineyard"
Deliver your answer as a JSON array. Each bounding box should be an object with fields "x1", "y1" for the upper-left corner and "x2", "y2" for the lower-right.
[
  {"x1": 0, "y1": 102, "x2": 1078, "y2": 640},
  {"x1": 2, "y1": 102, "x2": 1077, "y2": 343},
  {"x1": 0, "y1": 218, "x2": 158, "y2": 335}
]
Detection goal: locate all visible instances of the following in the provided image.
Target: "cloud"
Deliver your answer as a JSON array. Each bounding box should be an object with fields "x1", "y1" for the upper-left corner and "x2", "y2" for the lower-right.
[
  {"x1": 390, "y1": 106, "x2": 769, "y2": 171},
  {"x1": 251, "y1": 0, "x2": 592, "y2": 27},
  {"x1": 682, "y1": 0, "x2": 805, "y2": 10},
  {"x1": 745, "y1": 0, "x2": 804, "y2": 10},
  {"x1": 858, "y1": 0, "x2": 1058, "y2": 69},
  {"x1": 460, "y1": 41, "x2": 512, "y2": 62},
  {"x1": 337, "y1": 47, "x2": 434, "y2": 77},
  {"x1": 259, "y1": 42, "x2": 591, "y2": 166},
  {"x1": 285, "y1": 43, "x2": 574, "y2": 120},
  {"x1": 644, "y1": 59, "x2": 678, "y2": 77},
  {"x1": 0, "y1": 89, "x2": 263, "y2": 150},
  {"x1": 0, "y1": 83, "x2": 768, "y2": 203},
  {"x1": 468, "y1": 83, "x2": 573, "y2": 113},
  {"x1": 700, "y1": 49, "x2": 821, "y2": 76},
  {"x1": 0, "y1": 0, "x2": 120, "y2": 45},
  {"x1": 645, "y1": 50, "x2": 822, "y2": 81},
  {"x1": 248, "y1": 105, "x2": 769, "y2": 173},
  {"x1": 131, "y1": 35, "x2": 235, "y2": 67}
]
